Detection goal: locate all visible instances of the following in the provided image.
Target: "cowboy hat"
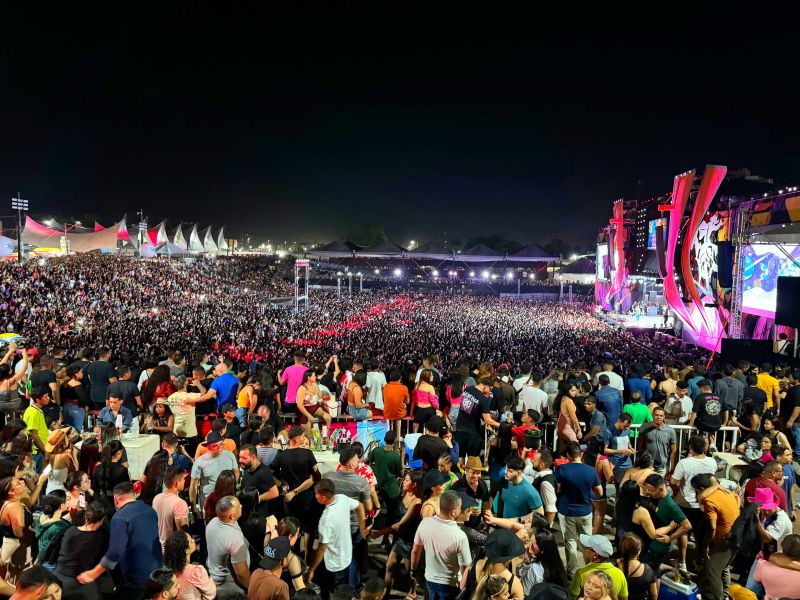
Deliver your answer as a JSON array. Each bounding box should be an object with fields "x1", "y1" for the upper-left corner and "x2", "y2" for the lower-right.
[
  {"x1": 747, "y1": 487, "x2": 780, "y2": 510},
  {"x1": 45, "y1": 427, "x2": 71, "y2": 453},
  {"x1": 485, "y1": 528, "x2": 526, "y2": 563},
  {"x1": 464, "y1": 456, "x2": 487, "y2": 472}
]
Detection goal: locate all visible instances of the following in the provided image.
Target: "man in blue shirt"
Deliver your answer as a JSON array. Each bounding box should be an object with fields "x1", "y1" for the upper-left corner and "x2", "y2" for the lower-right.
[
  {"x1": 77, "y1": 482, "x2": 162, "y2": 598},
  {"x1": 493, "y1": 456, "x2": 543, "y2": 519},
  {"x1": 556, "y1": 442, "x2": 603, "y2": 579},
  {"x1": 626, "y1": 368, "x2": 652, "y2": 404},
  {"x1": 595, "y1": 375, "x2": 623, "y2": 426},
  {"x1": 162, "y1": 432, "x2": 193, "y2": 472},
  {"x1": 601, "y1": 413, "x2": 634, "y2": 489},
  {"x1": 687, "y1": 364, "x2": 706, "y2": 400},
  {"x1": 198, "y1": 364, "x2": 241, "y2": 412},
  {"x1": 98, "y1": 394, "x2": 134, "y2": 432}
]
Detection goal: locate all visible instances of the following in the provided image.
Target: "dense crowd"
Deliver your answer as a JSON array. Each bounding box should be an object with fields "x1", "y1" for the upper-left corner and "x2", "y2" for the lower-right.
[{"x1": 0, "y1": 255, "x2": 798, "y2": 600}]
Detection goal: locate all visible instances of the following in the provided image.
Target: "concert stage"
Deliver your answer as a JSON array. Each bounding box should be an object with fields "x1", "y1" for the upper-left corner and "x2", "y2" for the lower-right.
[{"x1": 599, "y1": 311, "x2": 674, "y2": 330}]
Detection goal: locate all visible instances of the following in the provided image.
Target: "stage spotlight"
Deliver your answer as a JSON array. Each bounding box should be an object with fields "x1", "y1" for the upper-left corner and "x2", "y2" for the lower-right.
[
  {"x1": 481, "y1": 270, "x2": 490, "y2": 279},
  {"x1": 506, "y1": 271, "x2": 514, "y2": 280},
  {"x1": 469, "y1": 271, "x2": 475, "y2": 278},
  {"x1": 374, "y1": 269, "x2": 380, "y2": 274},
  {"x1": 393, "y1": 268, "x2": 402, "y2": 277},
  {"x1": 491, "y1": 274, "x2": 499, "y2": 280},
  {"x1": 432, "y1": 270, "x2": 439, "y2": 277}
]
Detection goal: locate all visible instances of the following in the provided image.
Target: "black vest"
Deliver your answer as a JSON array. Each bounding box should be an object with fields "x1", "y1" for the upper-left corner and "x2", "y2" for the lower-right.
[{"x1": 532, "y1": 471, "x2": 556, "y2": 496}]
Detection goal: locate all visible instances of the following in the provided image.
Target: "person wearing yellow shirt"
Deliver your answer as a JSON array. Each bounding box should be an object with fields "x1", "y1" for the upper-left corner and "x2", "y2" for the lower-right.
[
  {"x1": 757, "y1": 363, "x2": 781, "y2": 413},
  {"x1": 23, "y1": 387, "x2": 51, "y2": 472}
]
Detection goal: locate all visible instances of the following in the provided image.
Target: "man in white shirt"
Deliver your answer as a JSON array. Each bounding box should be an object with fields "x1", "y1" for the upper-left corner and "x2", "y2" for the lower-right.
[
  {"x1": 411, "y1": 491, "x2": 472, "y2": 600},
  {"x1": 593, "y1": 361, "x2": 624, "y2": 392},
  {"x1": 308, "y1": 479, "x2": 368, "y2": 600},
  {"x1": 664, "y1": 381, "x2": 693, "y2": 425},
  {"x1": 516, "y1": 371, "x2": 548, "y2": 416},
  {"x1": 529, "y1": 449, "x2": 558, "y2": 526},
  {"x1": 365, "y1": 360, "x2": 387, "y2": 410}
]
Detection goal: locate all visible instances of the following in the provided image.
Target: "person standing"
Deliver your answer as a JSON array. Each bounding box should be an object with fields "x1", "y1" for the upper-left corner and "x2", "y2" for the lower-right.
[
  {"x1": 248, "y1": 537, "x2": 291, "y2": 600},
  {"x1": 23, "y1": 388, "x2": 50, "y2": 472},
  {"x1": 689, "y1": 380, "x2": 723, "y2": 449},
  {"x1": 621, "y1": 392, "x2": 652, "y2": 446},
  {"x1": 601, "y1": 413, "x2": 634, "y2": 493},
  {"x1": 637, "y1": 407, "x2": 677, "y2": 476},
  {"x1": 581, "y1": 396, "x2": 607, "y2": 443},
  {"x1": 307, "y1": 479, "x2": 368, "y2": 600},
  {"x1": 744, "y1": 487, "x2": 794, "y2": 599},
  {"x1": 715, "y1": 365, "x2": 744, "y2": 425},
  {"x1": 450, "y1": 456, "x2": 491, "y2": 533},
  {"x1": 595, "y1": 375, "x2": 623, "y2": 429},
  {"x1": 567, "y1": 534, "x2": 629, "y2": 600},
  {"x1": 530, "y1": 449, "x2": 558, "y2": 526},
  {"x1": 691, "y1": 473, "x2": 740, "y2": 600},
  {"x1": 594, "y1": 361, "x2": 624, "y2": 393},
  {"x1": 84, "y1": 347, "x2": 118, "y2": 410},
  {"x1": 77, "y1": 483, "x2": 162, "y2": 600},
  {"x1": 782, "y1": 369, "x2": 800, "y2": 461},
  {"x1": 205, "y1": 495, "x2": 250, "y2": 597},
  {"x1": 492, "y1": 455, "x2": 543, "y2": 519},
  {"x1": 413, "y1": 416, "x2": 449, "y2": 471},
  {"x1": 107, "y1": 366, "x2": 143, "y2": 422},
  {"x1": 238, "y1": 444, "x2": 279, "y2": 519},
  {"x1": 152, "y1": 467, "x2": 189, "y2": 553},
  {"x1": 455, "y1": 379, "x2": 500, "y2": 459},
  {"x1": 278, "y1": 350, "x2": 309, "y2": 414},
  {"x1": 189, "y1": 432, "x2": 239, "y2": 519},
  {"x1": 743, "y1": 461, "x2": 789, "y2": 512},
  {"x1": 365, "y1": 359, "x2": 387, "y2": 411},
  {"x1": 368, "y1": 431, "x2": 403, "y2": 527},
  {"x1": 669, "y1": 435, "x2": 717, "y2": 571},
  {"x1": 516, "y1": 371, "x2": 548, "y2": 417},
  {"x1": 556, "y1": 442, "x2": 603, "y2": 578},
  {"x1": 664, "y1": 381, "x2": 693, "y2": 426},
  {"x1": 757, "y1": 363, "x2": 781, "y2": 416},
  {"x1": 270, "y1": 426, "x2": 320, "y2": 534},
  {"x1": 411, "y1": 490, "x2": 471, "y2": 600},
  {"x1": 640, "y1": 474, "x2": 692, "y2": 572}
]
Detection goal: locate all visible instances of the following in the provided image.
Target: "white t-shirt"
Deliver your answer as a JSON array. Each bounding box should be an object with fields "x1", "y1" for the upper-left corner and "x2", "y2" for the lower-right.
[
  {"x1": 517, "y1": 386, "x2": 548, "y2": 415},
  {"x1": 593, "y1": 370, "x2": 624, "y2": 392},
  {"x1": 319, "y1": 494, "x2": 359, "y2": 572},
  {"x1": 531, "y1": 469, "x2": 557, "y2": 514},
  {"x1": 365, "y1": 371, "x2": 387, "y2": 410},
  {"x1": 665, "y1": 394, "x2": 694, "y2": 425},
  {"x1": 766, "y1": 510, "x2": 793, "y2": 551},
  {"x1": 414, "y1": 515, "x2": 472, "y2": 586},
  {"x1": 672, "y1": 455, "x2": 717, "y2": 508}
]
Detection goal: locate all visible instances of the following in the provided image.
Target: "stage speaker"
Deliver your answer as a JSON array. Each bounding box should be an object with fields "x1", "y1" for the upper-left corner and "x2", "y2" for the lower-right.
[
  {"x1": 607, "y1": 236, "x2": 615, "y2": 270},
  {"x1": 655, "y1": 224, "x2": 666, "y2": 278},
  {"x1": 717, "y1": 241, "x2": 733, "y2": 288},
  {"x1": 720, "y1": 338, "x2": 775, "y2": 366},
  {"x1": 776, "y1": 276, "x2": 800, "y2": 328}
]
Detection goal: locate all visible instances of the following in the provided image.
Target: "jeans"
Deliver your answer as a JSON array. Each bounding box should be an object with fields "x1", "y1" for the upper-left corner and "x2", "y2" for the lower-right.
[
  {"x1": 558, "y1": 512, "x2": 592, "y2": 578},
  {"x1": 792, "y1": 424, "x2": 800, "y2": 459},
  {"x1": 348, "y1": 530, "x2": 365, "y2": 587},
  {"x1": 62, "y1": 403, "x2": 85, "y2": 433},
  {"x1": 32, "y1": 452, "x2": 44, "y2": 473},
  {"x1": 317, "y1": 564, "x2": 349, "y2": 600},
  {"x1": 235, "y1": 407, "x2": 248, "y2": 428},
  {"x1": 746, "y1": 557, "x2": 765, "y2": 600},
  {"x1": 426, "y1": 582, "x2": 461, "y2": 600}
]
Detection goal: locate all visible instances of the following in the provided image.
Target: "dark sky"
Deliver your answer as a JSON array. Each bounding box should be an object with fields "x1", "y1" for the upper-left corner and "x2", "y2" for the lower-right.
[{"x1": 2, "y1": 2, "x2": 799, "y2": 247}]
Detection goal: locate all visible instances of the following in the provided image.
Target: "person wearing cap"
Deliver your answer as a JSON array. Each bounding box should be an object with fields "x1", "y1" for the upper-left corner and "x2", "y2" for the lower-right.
[
  {"x1": 411, "y1": 490, "x2": 471, "y2": 600},
  {"x1": 492, "y1": 456, "x2": 543, "y2": 520},
  {"x1": 248, "y1": 536, "x2": 291, "y2": 600},
  {"x1": 195, "y1": 419, "x2": 238, "y2": 459},
  {"x1": 469, "y1": 528, "x2": 526, "y2": 600},
  {"x1": 421, "y1": 468, "x2": 450, "y2": 519},
  {"x1": 567, "y1": 534, "x2": 628, "y2": 600},
  {"x1": 688, "y1": 379, "x2": 723, "y2": 448},
  {"x1": 455, "y1": 379, "x2": 501, "y2": 460},
  {"x1": 744, "y1": 486, "x2": 793, "y2": 599},
  {"x1": 690, "y1": 473, "x2": 740, "y2": 600},
  {"x1": 189, "y1": 430, "x2": 239, "y2": 518},
  {"x1": 451, "y1": 456, "x2": 491, "y2": 531}
]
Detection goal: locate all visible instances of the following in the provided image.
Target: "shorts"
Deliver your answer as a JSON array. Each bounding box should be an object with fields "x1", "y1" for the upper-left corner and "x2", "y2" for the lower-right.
[
  {"x1": 296, "y1": 403, "x2": 323, "y2": 425},
  {"x1": 414, "y1": 406, "x2": 436, "y2": 426},
  {"x1": 348, "y1": 405, "x2": 370, "y2": 421},
  {"x1": 392, "y1": 538, "x2": 412, "y2": 559}
]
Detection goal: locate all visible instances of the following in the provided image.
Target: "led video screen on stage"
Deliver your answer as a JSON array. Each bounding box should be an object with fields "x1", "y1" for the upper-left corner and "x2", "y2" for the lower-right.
[
  {"x1": 742, "y1": 244, "x2": 800, "y2": 317},
  {"x1": 647, "y1": 218, "x2": 667, "y2": 250},
  {"x1": 596, "y1": 244, "x2": 609, "y2": 280}
]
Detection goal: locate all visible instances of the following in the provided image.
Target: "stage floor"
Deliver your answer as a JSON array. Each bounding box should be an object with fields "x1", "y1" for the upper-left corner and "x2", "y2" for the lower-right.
[{"x1": 602, "y1": 313, "x2": 674, "y2": 329}]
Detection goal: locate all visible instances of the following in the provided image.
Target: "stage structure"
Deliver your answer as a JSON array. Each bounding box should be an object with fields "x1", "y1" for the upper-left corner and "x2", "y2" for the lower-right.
[
  {"x1": 294, "y1": 258, "x2": 310, "y2": 312},
  {"x1": 597, "y1": 165, "x2": 800, "y2": 351}
]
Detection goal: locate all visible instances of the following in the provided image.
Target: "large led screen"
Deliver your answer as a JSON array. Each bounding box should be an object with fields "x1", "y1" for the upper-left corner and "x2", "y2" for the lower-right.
[
  {"x1": 647, "y1": 218, "x2": 667, "y2": 250},
  {"x1": 596, "y1": 244, "x2": 609, "y2": 280},
  {"x1": 742, "y1": 244, "x2": 800, "y2": 317}
]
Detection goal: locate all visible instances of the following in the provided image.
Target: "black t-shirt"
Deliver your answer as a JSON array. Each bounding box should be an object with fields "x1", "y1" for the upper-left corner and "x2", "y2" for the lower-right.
[
  {"x1": 742, "y1": 386, "x2": 768, "y2": 417},
  {"x1": 456, "y1": 387, "x2": 493, "y2": 435},
  {"x1": 30, "y1": 368, "x2": 56, "y2": 392},
  {"x1": 412, "y1": 434, "x2": 449, "y2": 470},
  {"x1": 692, "y1": 392, "x2": 723, "y2": 431},
  {"x1": 242, "y1": 462, "x2": 278, "y2": 518},
  {"x1": 270, "y1": 448, "x2": 317, "y2": 490},
  {"x1": 781, "y1": 386, "x2": 800, "y2": 423},
  {"x1": 451, "y1": 476, "x2": 489, "y2": 528},
  {"x1": 107, "y1": 380, "x2": 140, "y2": 416},
  {"x1": 189, "y1": 377, "x2": 215, "y2": 415},
  {"x1": 224, "y1": 418, "x2": 242, "y2": 448}
]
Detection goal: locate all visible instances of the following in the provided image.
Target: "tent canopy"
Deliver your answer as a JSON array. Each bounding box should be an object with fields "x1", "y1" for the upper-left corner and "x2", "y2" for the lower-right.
[{"x1": 22, "y1": 216, "x2": 120, "y2": 252}]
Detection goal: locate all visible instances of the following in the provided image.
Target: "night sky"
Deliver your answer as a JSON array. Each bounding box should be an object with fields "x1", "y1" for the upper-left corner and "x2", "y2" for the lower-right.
[{"x1": 2, "y1": 2, "x2": 799, "y2": 247}]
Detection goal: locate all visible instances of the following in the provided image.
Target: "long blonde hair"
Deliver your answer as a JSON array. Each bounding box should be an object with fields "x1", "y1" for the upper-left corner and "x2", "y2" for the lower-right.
[{"x1": 585, "y1": 570, "x2": 617, "y2": 600}]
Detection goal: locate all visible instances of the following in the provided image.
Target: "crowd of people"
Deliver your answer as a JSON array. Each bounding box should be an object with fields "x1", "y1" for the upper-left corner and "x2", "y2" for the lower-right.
[{"x1": 0, "y1": 254, "x2": 798, "y2": 600}]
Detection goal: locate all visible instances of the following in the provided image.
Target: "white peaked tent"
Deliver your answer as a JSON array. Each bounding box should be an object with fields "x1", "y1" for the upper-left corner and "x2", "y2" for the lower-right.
[
  {"x1": 216, "y1": 228, "x2": 229, "y2": 254},
  {"x1": 172, "y1": 225, "x2": 188, "y2": 250},
  {"x1": 188, "y1": 225, "x2": 205, "y2": 253},
  {"x1": 154, "y1": 221, "x2": 169, "y2": 244},
  {"x1": 201, "y1": 227, "x2": 218, "y2": 253}
]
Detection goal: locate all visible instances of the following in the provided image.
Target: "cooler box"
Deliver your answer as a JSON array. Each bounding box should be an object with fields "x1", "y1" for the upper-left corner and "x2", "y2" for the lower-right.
[{"x1": 659, "y1": 574, "x2": 698, "y2": 600}]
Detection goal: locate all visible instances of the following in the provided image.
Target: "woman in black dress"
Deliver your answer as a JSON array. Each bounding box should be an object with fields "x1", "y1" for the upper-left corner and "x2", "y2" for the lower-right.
[{"x1": 617, "y1": 532, "x2": 657, "y2": 600}]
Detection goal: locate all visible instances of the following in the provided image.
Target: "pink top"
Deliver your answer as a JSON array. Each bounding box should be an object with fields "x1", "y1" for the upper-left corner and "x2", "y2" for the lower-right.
[
  {"x1": 754, "y1": 558, "x2": 800, "y2": 600},
  {"x1": 414, "y1": 388, "x2": 439, "y2": 410},
  {"x1": 446, "y1": 385, "x2": 463, "y2": 407},
  {"x1": 282, "y1": 364, "x2": 308, "y2": 405},
  {"x1": 177, "y1": 564, "x2": 217, "y2": 600}
]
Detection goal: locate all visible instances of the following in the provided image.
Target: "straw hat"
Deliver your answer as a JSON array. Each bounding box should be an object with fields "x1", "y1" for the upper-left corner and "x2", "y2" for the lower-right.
[
  {"x1": 45, "y1": 427, "x2": 71, "y2": 453},
  {"x1": 464, "y1": 456, "x2": 487, "y2": 472}
]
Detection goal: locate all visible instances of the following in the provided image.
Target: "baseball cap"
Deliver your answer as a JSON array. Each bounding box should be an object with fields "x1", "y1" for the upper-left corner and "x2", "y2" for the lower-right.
[
  {"x1": 206, "y1": 431, "x2": 224, "y2": 444},
  {"x1": 579, "y1": 534, "x2": 613, "y2": 558},
  {"x1": 220, "y1": 403, "x2": 236, "y2": 414},
  {"x1": 259, "y1": 536, "x2": 291, "y2": 569}
]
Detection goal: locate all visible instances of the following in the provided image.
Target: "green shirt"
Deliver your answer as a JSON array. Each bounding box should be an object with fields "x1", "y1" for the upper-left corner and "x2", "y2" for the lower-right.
[
  {"x1": 23, "y1": 405, "x2": 48, "y2": 455},
  {"x1": 622, "y1": 403, "x2": 652, "y2": 440},
  {"x1": 649, "y1": 494, "x2": 687, "y2": 553},
  {"x1": 569, "y1": 561, "x2": 629, "y2": 599},
  {"x1": 369, "y1": 447, "x2": 403, "y2": 499}
]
